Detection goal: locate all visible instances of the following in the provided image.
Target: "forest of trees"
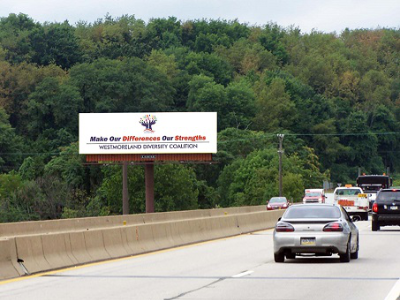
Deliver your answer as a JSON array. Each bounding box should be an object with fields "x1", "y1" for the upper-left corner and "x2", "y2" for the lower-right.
[{"x1": 1, "y1": 13, "x2": 400, "y2": 222}]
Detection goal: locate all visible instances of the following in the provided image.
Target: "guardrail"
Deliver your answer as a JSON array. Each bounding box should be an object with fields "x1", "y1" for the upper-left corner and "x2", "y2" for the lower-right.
[{"x1": 0, "y1": 207, "x2": 284, "y2": 281}]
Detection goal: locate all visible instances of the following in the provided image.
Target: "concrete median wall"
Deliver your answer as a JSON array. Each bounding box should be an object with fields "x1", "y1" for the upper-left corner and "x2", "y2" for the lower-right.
[
  {"x1": 0, "y1": 206, "x2": 267, "y2": 238},
  {"x1": 0, "y1": 208, "x2": 283, "y2": 281},
  {"x1": 0, "y1": 238, "x2": 23, "y2": 280}
]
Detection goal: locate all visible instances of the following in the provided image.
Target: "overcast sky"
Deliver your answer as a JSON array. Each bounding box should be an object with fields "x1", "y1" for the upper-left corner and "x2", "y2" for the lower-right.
[{"x1": 2, "y1": 0, "x2": 400, "y2": 34}]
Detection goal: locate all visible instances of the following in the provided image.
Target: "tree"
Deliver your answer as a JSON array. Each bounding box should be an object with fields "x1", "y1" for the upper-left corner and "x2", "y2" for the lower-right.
[
  {"x1": 30, "y1": 21, "x2": 82, "y2": 69},
  {"x1": 96, "y1": 164, "x2": 199, "y2": 214},
  {"x1": 69, "y1": 58, "x2": 174, "y2": 113},
  {"x1": 26, "y1": 77, "x2": 82, "y2": 138},
  {"x1": 0, "y1": 107, "x2": 25, "y2": 172},
  {"x1": 74, "y1": 14, "x2": 149, "y2": 60},
  {"x1": 0, "y1": 13, "x2": 39, "y2": 64},
  {"x1": 253, "y1": 77, "x2": 295, "y2": 132}
]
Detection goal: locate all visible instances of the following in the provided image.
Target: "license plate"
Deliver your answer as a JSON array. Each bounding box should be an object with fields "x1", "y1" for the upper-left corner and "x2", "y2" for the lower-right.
[
  {"x1": 301, "y1": 238, "x2": 316, "y2": 246},
  {"x1": 390, "y1": 206, "x2": 398, "y2": 210},
  {"x1": 358, "y1": 194, "x2": 367, "y2": 198}
]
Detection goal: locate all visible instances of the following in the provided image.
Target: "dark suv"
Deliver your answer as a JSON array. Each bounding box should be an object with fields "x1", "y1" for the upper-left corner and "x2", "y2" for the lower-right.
[{"x1": 371, "y1": 188, "x2": 400, "y2": 231}]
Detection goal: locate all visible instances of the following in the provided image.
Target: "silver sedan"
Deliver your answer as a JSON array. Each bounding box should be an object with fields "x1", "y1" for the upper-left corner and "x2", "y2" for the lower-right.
[{"x1": 273, "y1": 204, "x2": 359, "y2": 263}]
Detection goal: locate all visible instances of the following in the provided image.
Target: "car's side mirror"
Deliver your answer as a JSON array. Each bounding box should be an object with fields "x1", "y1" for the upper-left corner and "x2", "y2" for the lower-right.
[{"x1": 278, "y1": 217, "x2": 282, "y2": 221}]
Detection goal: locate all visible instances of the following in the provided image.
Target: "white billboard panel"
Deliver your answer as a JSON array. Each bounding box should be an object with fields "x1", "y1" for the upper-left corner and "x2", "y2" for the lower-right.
[{"x1": 79, "y1": 112, "x2": 217, "y2": 154}]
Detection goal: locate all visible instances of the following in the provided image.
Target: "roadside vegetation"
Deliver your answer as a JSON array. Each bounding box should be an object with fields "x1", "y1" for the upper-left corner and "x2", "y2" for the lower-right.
[{"x1": 1, "y1": 13, "x2": 400, "y2": 221}]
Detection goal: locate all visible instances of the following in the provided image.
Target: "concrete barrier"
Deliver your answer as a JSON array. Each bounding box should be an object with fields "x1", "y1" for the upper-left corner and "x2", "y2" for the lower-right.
[
  {"x1": 68, "y1": 231, "x2": 93, "y2": 264},
  {"x1": 237, "y1": 210, "x2": 282, "y2": 234},
  {"x1": 1, "y1": 209, "x2": 284, "y2": 281},
  {"x1": 150, "y1": 222, "x2": 175, "y2": 250},
  {"x1": 15, "y1": 235, "x2": 51, "y2": 274},
  {"x1": 102, "y1": 228, "x2": 130, "y2": 258},
  {"x1": 134, "y1": 224, "x2": 158, "y2": 253},
  {"x1": 83, "y1": 230, "x2": 110, "y2": 262},
  {"x1": 0, "y1": 238, "x2": 23, "y2": 280},
  {"x1": 41, "y1": 233, "x2": 78, "y2": 270},
  {"x1": 121, "y1": 226, "x2": 142, "y2": 255},
  {"x1": 0, "y1": 206, "x2": 267, "y2": 238}
]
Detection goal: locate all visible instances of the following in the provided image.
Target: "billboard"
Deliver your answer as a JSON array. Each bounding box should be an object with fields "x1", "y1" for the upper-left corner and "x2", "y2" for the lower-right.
[{"x1": 79, "y1": 112, "x2": 217, "y2": 154}]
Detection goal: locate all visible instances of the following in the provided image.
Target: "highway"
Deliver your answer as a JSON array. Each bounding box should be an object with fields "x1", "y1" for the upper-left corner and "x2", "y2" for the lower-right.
[{"x1": 0, "y1": 218, "x2": 399, "y2": 300}]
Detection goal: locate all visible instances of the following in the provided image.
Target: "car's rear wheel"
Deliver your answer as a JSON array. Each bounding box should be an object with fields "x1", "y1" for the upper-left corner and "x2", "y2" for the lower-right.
[
  {"x1": 350, "y1": 235, "x2": 359, "y2": 259},
  {"x1": 340, "y1": 240, "x2": 351, "y2": 263},
  {"x1": 274, "y1": 253, "x2": 285, "y2": 263},
  {"x1": 362, "y1": 212, "x2": 368, "y2": 221},
  {"x1": 372, "y1": 219, "x2": 380, "y2": 231}
]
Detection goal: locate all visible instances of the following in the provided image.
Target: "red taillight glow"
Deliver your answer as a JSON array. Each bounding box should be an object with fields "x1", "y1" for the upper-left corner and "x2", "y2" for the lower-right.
[
  {"x1": 323, "y1": 222, "x2": 343, "y2": 232},
  {"x1": 373, "y1": 203, "x2": 378, "y2": 213},
  {"x1": 275, "y1": 222, "x2": 294, "y2": 232}
]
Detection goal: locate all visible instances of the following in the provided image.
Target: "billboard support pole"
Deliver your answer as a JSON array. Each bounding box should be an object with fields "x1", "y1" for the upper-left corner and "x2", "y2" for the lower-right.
[
  {"x1": 122, "y1": 161, "x2": 129, "y2": 215},
  {"x1": 145, "y1": 163, "x2": 155, "y2": 213}
]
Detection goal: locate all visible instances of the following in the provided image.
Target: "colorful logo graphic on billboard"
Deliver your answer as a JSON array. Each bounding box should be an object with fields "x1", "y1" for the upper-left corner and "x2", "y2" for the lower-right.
[{"x1": 139, "y1": 114, "x2": 157, "y2": 133}]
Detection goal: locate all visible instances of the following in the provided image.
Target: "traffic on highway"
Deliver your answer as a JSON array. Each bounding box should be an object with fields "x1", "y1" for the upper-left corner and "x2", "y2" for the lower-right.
[
  {"x1": 0, "y1": 213, "x2": 398, "y2": 300},
  {"x1": 1, "y1": 178, "x2": 399, "y2": 300},
  {"x1": 0, "y1": 188, "x2": 399, "y2": 300}
]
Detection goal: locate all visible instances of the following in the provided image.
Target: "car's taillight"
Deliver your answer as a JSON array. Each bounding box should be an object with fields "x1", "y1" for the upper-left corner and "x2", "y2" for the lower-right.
[
  {"x1": 275, "y1": 222, "x2": 294, "y2": 232},
  {"x1": 372, "y1": 203, "x2": 378, "y2": 213},
  {"x1": 323, "y1": 222, "x2": 343, "y2": 232}
]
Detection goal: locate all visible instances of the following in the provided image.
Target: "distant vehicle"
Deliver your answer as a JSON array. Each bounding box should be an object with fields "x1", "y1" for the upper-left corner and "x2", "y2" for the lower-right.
[
  {"x1": 273, "y1": 204, "x2": 359, "y2": 263},
  {"x1": 267, "y1": 197, "x2": 290, "y2": 210},
  {"x1": 356, "y1": 174, "x2": 392, "y2": 208},
  {"x1": 371, "y1": 188, "x2": 400, "y2": 231},
  {"x1": 303, "y1": 189, "x2": 326, "y2": 204},
  {"x1": 333, "y1": 185, "x2": 369, "y2": 221}
]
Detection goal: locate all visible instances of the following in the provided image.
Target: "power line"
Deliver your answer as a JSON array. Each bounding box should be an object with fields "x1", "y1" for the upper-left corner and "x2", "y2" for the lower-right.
[{"x1": 1, "y1": 131, "x2": 400, "y2": 156}]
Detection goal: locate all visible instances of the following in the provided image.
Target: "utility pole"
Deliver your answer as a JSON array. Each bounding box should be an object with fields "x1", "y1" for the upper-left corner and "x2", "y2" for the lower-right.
[{"x1": 277, "y1": 134, "x2": 285, "y2": 197}]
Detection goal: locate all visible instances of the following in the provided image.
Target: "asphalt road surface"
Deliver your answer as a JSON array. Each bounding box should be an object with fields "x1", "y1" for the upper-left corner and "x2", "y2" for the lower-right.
[{"x1": 0, "y1": 220, "x2": 399, "y2": 300}]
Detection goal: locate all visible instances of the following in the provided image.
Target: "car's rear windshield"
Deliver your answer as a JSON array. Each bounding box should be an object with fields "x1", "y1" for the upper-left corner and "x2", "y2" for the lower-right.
[
  {"x1": 335, "y1": 189, "x2": 361, "y2": 196},
  {"x1": 376, "y1": 191, "x2": 400, "y2": 202},
  {"x1": 269, "y1": 197, "x2": 287, "y2": 203},
  {"x1": 305, "y1": 192, "x2": 321, "y2": 197},
  {"x1": 284, "y1": 206, "x2": 341, "y2": 219}
]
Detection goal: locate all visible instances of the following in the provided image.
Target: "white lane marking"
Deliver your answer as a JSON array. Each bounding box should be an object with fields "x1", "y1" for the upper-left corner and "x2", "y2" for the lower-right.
[
  {"x1": 385, "y1": 278, "x2": 400, "y2": 300},
  {"x1": 232, "y1": 270, "x2": 254, "y2": 278}
]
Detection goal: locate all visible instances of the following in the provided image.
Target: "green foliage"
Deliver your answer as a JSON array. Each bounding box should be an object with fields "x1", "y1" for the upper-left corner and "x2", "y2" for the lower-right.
[
  {"x1": 69, "y1": 57, "x2": 174, "y2": 112},
  {"x1": 96, "y1": 164, "x2": 199, "y2": 214},
  {"x1": 26, "y1": 77, "x2": 83, "y2": 138},
  {"x1": 31, "y1": 22, "x2": 82, "y2": 69},
  {"x1": 0, "y1": 13, "x2": 39, "y2": 64},
  {"x1": 2, "y1": 14, "x2": 400, "y2": 220},
  {"x1": 217, "y1": 147, "x2": 323, "y2": 207},
  {"x1": 253, "y1": 77, "x2": 295, "y2": 132},
  {"x1": 0, "y1": 107, "x2": 25, "y2": 171}
]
